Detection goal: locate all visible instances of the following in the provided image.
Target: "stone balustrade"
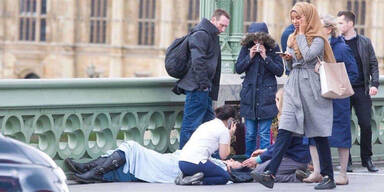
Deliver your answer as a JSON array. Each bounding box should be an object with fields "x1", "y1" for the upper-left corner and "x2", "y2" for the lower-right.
[{"x1": 0, "y1": 77, "x2": 383, "y2": 171}]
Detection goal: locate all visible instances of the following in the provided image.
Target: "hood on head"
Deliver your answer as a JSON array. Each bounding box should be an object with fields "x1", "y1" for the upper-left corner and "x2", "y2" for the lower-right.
[{"x1": 248, "y1": 22, "x2": 269, "y2": 33}]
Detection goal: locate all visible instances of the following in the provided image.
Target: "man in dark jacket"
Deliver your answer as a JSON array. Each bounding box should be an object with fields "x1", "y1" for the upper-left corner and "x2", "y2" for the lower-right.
[
  {"x1": 242, "y1": 136, "x2": 310, "y2": 183},
  {"x1": 177, "y1": 9, "x2": 230, "y2": 149},
  {"x1": 337, "y1": 11, "x2": 379, "y2": 172}
]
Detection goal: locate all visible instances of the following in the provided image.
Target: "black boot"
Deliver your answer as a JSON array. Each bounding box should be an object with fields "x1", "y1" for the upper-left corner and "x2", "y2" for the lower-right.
[
  {"x1": 73, "y1": 151, "x2": 126, "y2": 183},
  {"x1": 65, "y1": 157, "x2": 106, "y2": 174},
  {"x1": 174, "y1": 172, "x2": 204, "y2": 185},
  {"x1": 362, "y1": 158, "x2": 379, "y2": 172}
]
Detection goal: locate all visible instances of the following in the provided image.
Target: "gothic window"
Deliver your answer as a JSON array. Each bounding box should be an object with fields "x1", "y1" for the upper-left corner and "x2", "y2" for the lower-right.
[
  {"x1": 187, "y1": 0, "x2": 200, "y2": 32},
  {"x1": 243, "y1": 0, "x2": 258, "y2": 33},
  {"x1": 19, "y1": 0, "x2": 47, "y2": 42},
  {"x1": 138, "y1": 0, "x2": 156, "y2": 45},
  {"x1": 347, "y1": 0, "x2": 366, "y2": 35},
  {"x1": 90, "y1": 0, "x2": 108, "y2": 43}
]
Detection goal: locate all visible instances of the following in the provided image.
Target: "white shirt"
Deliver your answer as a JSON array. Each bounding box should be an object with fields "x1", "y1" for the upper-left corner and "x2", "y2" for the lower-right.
[{"x1": 179, "y1": 118, "x2": 230, "y2": 164}]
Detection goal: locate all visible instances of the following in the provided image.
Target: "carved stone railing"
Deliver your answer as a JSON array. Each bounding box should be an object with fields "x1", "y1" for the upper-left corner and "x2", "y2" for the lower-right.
[
  {"x1": 0, "y1": 78, "x2": 185, "y2": 169},
  {"x1": 1, "y1": 76, "x2": 384, "y2": 170}
]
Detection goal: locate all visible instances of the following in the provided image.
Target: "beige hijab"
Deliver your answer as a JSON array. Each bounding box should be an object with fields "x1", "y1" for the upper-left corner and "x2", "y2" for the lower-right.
[{"x1": 287, "y1": 2, "x2": 336, "y2": 63}]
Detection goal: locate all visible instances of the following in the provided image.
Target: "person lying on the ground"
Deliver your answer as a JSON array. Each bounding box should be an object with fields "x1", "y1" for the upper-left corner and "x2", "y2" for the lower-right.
[
  {"x1": 242, "y1": 136, "x2": 311, "y2": 183},
  {"x1": 65, "y1": 138, "x2": 251, "y2": 184}
]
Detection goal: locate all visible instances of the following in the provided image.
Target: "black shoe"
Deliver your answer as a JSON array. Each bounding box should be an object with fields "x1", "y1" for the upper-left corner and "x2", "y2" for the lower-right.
[
  {"x1": 65, "y1": 157, "x2": 106, "y2": 174},
  {"x1": 251, "y1": 170, "x2": 275, "y2": 189},
  {"x1": 314, "y1": 176, "x2": 336, "y2": 190},
  {"x1": 295, "y1": 169, "x2": 310, "y2": 182},
  {"x1": 346, "y1": 161, "x2": 353, "y2": 172},
  {"x1": 175, "y1": 172, "x2": 204, "y2": 185},
  {"x1": 362, "y1": 159, "x2": 379, "y2": 172},
  {"x1": 73, "y1": 151, "x2": 126, "y2": 183}
]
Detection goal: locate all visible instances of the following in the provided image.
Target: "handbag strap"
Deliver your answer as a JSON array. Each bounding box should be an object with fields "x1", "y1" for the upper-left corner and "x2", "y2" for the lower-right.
[{"x1": 314, "y1": 56, "x2": 322, "y2": 73}]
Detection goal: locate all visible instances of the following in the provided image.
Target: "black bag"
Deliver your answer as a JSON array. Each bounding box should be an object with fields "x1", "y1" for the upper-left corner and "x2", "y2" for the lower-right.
[
  {"x1": 165, "y1": 30, "x2": 206, "y2": 79},
  {"x1": 165, "y1": 34, "x2": 191, "y2": 79}
]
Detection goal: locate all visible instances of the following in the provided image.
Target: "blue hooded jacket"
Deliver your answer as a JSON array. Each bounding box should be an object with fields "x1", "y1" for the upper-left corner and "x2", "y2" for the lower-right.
[{"x1": 235, "y1": 22, "x2": 284, "y2": 120}]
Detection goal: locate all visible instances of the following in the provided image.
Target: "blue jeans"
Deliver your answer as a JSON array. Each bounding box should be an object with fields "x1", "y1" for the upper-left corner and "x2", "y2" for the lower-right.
[
  {"x1": 179, "y1": 90, "x2": 215, "y2": 149},
  {"x1": 245, "y1": 118, "x2": 272, "y2": 157},
  {"x1": 179, "y1": 160, "x2": 230, "y2": 185}
]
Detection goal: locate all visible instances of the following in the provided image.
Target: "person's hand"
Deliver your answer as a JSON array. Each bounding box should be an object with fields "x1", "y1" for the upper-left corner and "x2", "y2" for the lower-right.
[
  {"x1": 298, "y1": 15, "x2": 307, "y2": 34},
  {"x1": 370, "y1": 87, "x2": 378, "y2": 96},
  {"x1": 242, "y1": 157, "x2": 257, "y2": 168},
  {"x1": 249, "y1": 44, "x2": 258, "y2": 59},
  {"x1": 229, "y1": 121, "x2": 237, "y2": 136},
  {"x1": 282, "y1": 51, "x2": 292, "y2": 61},
  {"x1": 251, "y1": 149, "x2": 266, "y2": 157},
  {"x1": 258, "y1": 44, "x2": 267, "y2": 59}
]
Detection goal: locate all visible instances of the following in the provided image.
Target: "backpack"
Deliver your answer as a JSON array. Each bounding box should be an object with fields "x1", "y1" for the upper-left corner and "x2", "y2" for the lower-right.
[{"x1": 165, "y1": 30, "x2": 206, "y2": 79}]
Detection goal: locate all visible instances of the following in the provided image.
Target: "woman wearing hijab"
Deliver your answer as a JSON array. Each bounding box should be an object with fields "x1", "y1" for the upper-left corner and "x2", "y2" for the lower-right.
[
  {"x1": 251, "y1": 2, "x2": 337, "y2": 190},
  {"x1": 304, "y1": 15, "x2": 358, "y2": 185}
]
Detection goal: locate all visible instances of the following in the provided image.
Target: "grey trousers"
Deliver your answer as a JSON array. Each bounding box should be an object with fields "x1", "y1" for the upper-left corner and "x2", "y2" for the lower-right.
[{"x1": 254, "y1": 157, "x2": 307, "y2": 183}]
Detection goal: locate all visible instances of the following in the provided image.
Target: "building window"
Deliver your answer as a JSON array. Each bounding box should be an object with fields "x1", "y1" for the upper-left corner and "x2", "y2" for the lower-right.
[
  {"x1": 187, "y1": 0, "x2": 200, "y2": 32},
  {"x1": 138, "y1": 0, "x2": 156, "y2": 45},
  {"x1": 347, "y1": 0, "x2": 366, "y2": 35},
  {"x1": 292, "y1": 0, "x2": 311, "y2": 6},
  {"x1": 243, "y1": 0, "x2": 258, "y2": 33},
  {"x1": 90, "y1": 0, "x2": 107, "y2": 44},
  {"x1": 19, "y1": 0, "x2": 47, "y2": 42}
]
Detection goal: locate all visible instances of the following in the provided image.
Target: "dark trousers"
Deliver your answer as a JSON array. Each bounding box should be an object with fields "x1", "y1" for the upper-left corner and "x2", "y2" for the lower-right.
[
  {"x1": 265, "y1": 129, "x2": 334, "y2": 179},
  {"x1": 179, "y1": 90, "x2": 215, "y2": 149},
  {"x1": 350, "y1": 87, "x2": 373, "y2": 161},
  {"x1": 179, "y1": 160, "x2": 230, "y2": 185}
]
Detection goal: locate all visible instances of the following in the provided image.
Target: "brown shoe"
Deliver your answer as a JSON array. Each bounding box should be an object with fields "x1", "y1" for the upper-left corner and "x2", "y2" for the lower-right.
[
  {"x1": 303, "y1": 173, "x2": 323, "y2": 183},
  {"x1": 335, "y1": 174, "x2": 349, "y2": 185}
]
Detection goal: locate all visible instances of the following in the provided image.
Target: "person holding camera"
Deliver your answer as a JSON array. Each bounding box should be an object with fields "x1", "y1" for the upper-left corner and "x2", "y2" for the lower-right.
[{"x1": 235, "y1": 22, "x2": 284, "y2": 158}]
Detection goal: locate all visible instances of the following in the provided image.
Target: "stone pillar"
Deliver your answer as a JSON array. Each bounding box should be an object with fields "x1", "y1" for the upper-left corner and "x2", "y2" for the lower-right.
[
  {"x1": 109, "y1": 0, "x2": 124, "y2": 77},
  {"x1": 199, "y1": 0, "x2": 216, "y2": 20}
]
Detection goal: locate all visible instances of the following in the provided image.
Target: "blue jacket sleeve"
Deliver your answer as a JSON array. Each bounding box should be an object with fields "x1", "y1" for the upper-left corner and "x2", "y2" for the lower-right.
[
  {"x1": 235, "y1": 46, "x2": 253, "y2": 74},
  {"x1": 262, "y1": 45, "x2": 284, "y2": 77},
  {"x1": 259, "y1": 144, "x2": 275, "y2": 163},
  {"x1": 342, "y1": 45, "x2": 359, "y2": 84}
]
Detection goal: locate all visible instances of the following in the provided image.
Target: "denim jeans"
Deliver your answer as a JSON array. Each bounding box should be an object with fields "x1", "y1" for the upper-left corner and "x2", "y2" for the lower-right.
[
  {"x1": 179, "y1": 160, "x2": 230, "y2": 185},
  {"x1": 179, "y1": 90, "x2": 215, "y2": 149},
  {"x1": 245, "y1": 118, "x2": 272, "y2": 157}
]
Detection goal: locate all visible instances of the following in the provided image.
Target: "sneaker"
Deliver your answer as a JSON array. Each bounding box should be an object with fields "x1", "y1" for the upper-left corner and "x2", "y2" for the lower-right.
[
  {"x1": 174, "y1": 173, "x2": 183, "y2": 185},
  {"x1": 250, "y1": 170, "x2": 275, "y2": 189},
  {"x1": 177, "y1": 172, "x2": 204, "y2": 185},
  {"x1": 314, "y1": 176, "x2": 336, "y2": 190},
  {"x1": 295, "y1": 169, "x2": 310, "y2": 182}
]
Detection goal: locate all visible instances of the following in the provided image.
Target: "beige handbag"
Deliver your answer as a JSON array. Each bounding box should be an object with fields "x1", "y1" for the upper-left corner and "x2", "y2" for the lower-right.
[{"x1": 314, "y1": 57, "x2": 354, "y2": 99}]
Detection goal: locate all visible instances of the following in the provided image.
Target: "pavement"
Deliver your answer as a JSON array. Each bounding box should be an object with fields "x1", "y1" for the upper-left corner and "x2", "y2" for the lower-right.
[{"x1": 68, "y1": 165, "x2": 384, "y2": 192}]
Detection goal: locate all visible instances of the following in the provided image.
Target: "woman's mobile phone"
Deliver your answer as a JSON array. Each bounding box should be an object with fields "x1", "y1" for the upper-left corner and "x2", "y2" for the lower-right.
[{"x1": 276, "y1": 52, "x2": 288, "y2": 57}]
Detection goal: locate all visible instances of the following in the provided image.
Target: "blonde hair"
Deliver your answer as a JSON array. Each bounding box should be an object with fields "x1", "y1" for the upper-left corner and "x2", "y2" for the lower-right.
[
  {"x1": 321, "y1": 14, "x2": 339, "y2": 37},
  {"x1": 275, "y1": 88, "x2": 284, "y2": 120}
]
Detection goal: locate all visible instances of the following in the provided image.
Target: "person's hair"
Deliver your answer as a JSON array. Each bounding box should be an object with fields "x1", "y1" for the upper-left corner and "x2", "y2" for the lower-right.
[
  {"x1": 337, "y1": 11, "x2": 355, "y2": 26},
  {"x1": 240, "y1": 32, "x2": 276, "y2": 49},
  {"x1": 212, "y1": 9, "x2": 231, "y2": 20},
  {"x1": 214, "y1": 105, "x2": 236, "y2": 121},
  {"x1": 321, "y1": 15, "x2": 339, "y2": 37},
  {"x1": 275, "y1": 88, "x2": 284, "y2": 120}
]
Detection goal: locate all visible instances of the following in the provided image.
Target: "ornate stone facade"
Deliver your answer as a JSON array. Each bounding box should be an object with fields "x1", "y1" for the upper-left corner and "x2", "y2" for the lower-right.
[{"x1": 0, "y1": 0, "x2": 383, "y2": 79}]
